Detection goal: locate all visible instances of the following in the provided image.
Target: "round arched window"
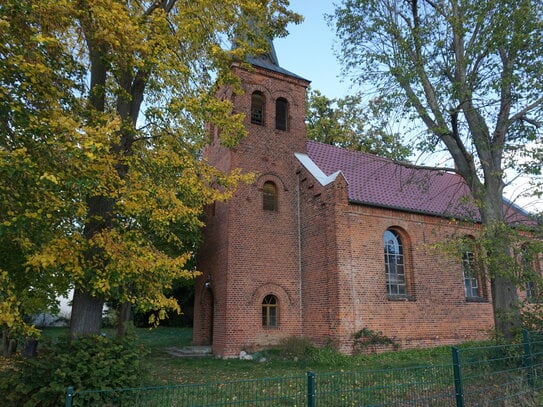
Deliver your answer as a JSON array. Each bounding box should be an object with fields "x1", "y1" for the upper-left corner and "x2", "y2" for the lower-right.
[{"x1": 262, "y1": 294, "x2": 278, "y2": 327}]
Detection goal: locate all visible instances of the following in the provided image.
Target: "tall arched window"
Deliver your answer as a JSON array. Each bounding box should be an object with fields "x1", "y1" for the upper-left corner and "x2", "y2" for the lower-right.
[
  {"x1": 461, "y1": 236, "x2": 487, "y2": 300},
  {"x1": 462, "y1": 250, "x2": 479, "y2": 298},
  {"x1": 262, "y1": 181, "x2": 278, "y2": 211},
  {"x1": 262, "y1": 294, "x2": 278, "y2": 327},
  {"x1": 384, "y1": 229, "x2": 406, "y2": 297},
  {"x1": 251, "y1": 91, "x2": 265, "y2": 125},
  {"x1": 275, "y1": 97, "x2": 288, "y2": 131}
]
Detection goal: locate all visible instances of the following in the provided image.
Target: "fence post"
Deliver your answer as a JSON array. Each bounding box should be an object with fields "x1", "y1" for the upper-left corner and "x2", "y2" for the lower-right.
[
  {"x1": 452, "y1": 347, "x2": 465, "y2": 407},
  {"x1": 522, "y1": 329, "x2": 535, "y2": 387},
  {"x1": 65, "y1": 387, "x2": 74, "y2": 407},
  {"x1": 307, "y1": 371, "x2": 316, "y2": 407}
]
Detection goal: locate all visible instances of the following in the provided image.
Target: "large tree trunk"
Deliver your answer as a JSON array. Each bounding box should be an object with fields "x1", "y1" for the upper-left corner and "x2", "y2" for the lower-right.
[
  {"x1": 70, "y1": 288, "x2": 104, "y2": 337},
  {"x1": 2, "y1": 329, "x2": 17, "y2": 357},
  {"x1": 492, "y1": 275, "x2": 521, "y2": 340},
  {"x1": 69, "y1": 194, "x2": 113, "y2": 337},
  {"x1": 116, "y1": 302, "x2": 132, "y2": 337},
  {"x1": 482, "y1": 185, "x2": 521, "y2": 341}
]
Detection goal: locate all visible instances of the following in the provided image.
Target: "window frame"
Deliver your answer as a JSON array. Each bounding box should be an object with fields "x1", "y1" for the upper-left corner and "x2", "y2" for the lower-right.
[
  {"x1": 251, "y1": 91, "x2": 265, "y2": 125},
  {"x1": 262, "y1": 294, "x2": 278, "y2": 328},
  {"x1": 275, "y1": 97, "x2": 288, "y2": 131},
  {"x1": 262, "y1": 181, "x2": 278, "y2": 211},
  {"x1": 384, "y1": 229, "x2": 414, "y2": 300},
  {"x1": 460, "y1": 238, "x2": 488, "y2": 302},
  {"x1": 462, "y1": 250, "x2": 480, "y2": 298}
]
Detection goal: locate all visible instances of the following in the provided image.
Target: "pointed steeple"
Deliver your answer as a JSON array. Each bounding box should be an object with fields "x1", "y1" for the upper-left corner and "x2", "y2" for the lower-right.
[
  {"x1": 233, "y1": 19, "x2": 308, "y2": 81},
  {"x1": 246, "y1": 38, "x2": 307, "y2": 81},
  {"x1": 247, "y1": 36, "x2": 279, "y2": 67}
]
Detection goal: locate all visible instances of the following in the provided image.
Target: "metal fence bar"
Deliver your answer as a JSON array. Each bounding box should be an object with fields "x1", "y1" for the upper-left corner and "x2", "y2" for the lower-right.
[
  {"x1": 65, "y1": 386, "x2": 74, "y2": 407},
  {"x1": 67, "y1": 334, "x2": 543, "y2": 407},
  {"x1": 452, "y1": 347, "x2": 464, "y2": 407},
  {"x1": 523, "y1": 329, "x2": 535, "y2": 387},
  {"x1": 307, "y1": 371, "x2": 316, "y2": 407}
]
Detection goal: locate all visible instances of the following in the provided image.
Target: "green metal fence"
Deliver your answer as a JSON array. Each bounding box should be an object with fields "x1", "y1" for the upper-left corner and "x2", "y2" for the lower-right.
[{"x1": 66, "y1": 331, "x2": 543, "y2": 407}]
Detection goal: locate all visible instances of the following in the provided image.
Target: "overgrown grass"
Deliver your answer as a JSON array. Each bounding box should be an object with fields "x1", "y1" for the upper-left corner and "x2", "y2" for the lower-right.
[
  {"x1": 36, "y1": 327, "x2": 455, "y2": 386},
  {"x1": 138, "y1": 330, "x2": 455, "y2": 385},
  {"x1": 5, "y1": 328, "x2": 543, "y2": 406}
]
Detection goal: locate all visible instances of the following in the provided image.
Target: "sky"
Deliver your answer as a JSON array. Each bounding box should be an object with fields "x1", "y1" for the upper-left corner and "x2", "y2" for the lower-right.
[
  {"x1": 273, "y1": 1, "x2": 542, "y2": 213},
  {"x1": 275, "y1": 0, "x2": 350, "y2": 99}
]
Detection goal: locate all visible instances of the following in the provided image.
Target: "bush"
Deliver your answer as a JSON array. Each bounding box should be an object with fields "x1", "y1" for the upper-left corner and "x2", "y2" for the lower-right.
[
  {"x1": 275, "y1": 336, "x2": 315, "y2": 359},
  {"x1": 0, "y1": 333, "x2": 148, "y2": 407},
  {"x1": 352, "y1": 328, "x2": 398, "y2": 354}
]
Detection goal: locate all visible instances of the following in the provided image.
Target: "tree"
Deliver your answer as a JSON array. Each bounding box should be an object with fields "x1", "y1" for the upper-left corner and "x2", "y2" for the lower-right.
[
  {"x1": 331, "y1": 0, "x2": 543, "y2": 339},
  {"x1": 0, "y1": 0, "x2": 301, "y2": 341},
  {"x1": 306, "y1": 88, "x2": 412, "y2": 160}
]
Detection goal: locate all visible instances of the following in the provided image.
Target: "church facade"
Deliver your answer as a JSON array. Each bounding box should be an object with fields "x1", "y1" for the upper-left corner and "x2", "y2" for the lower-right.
[{"x1": 192, "y1": 45, "x2": 535, "y2": 357}]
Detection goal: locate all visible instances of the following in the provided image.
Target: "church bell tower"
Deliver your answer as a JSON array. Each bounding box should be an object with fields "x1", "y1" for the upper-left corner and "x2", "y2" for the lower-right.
[{"x1": 193, "y1": 41, "x2": 310, "y2": 357}]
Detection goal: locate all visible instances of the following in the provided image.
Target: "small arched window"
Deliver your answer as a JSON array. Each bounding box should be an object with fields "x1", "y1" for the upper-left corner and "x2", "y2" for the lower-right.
[
  {"x1": 251, "y1": 91, "x2": 265, "y2": 125},
  {"x1": 262, "y1": 181, "x2": 278, "y2": 211},
  {"x1": 262, "y1": 294, "x2": 278, "y2": 327},
  {"x1": 384, "y1": 229, "x2": 406, "y2": 297},
  {"x1": 275, "y1": 97, "x2": 288, "y2": 131}
]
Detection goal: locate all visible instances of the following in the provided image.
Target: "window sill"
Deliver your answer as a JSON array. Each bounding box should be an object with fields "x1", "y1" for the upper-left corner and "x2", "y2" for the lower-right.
[
  {"x1": 387, "y1": 295, "x2": 416, "y2": 302},
  {"x1": 262, "y1": 325, "x2": 280, "y2": 330},
  {"x1": 465, "y1": 296, "x2": 488, "y2": 303}
]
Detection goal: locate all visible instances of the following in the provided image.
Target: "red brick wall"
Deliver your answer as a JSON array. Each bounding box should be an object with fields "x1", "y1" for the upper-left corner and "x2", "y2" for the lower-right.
[
  {"x1": 295, "y1": 164, "x2": 494, "y2": 353},
  {"x1": 337, "y1": 205, "x2": 494, "y2": 350}
]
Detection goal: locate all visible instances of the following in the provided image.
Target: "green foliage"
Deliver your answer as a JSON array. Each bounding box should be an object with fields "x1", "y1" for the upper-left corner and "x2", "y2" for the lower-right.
[
  {"x1": 0, "y1": 333, "x2": 148, "y2": 406},
  {"x1": 274, "y1": 336, "x2": 315, "y2": 359},
  {"x1": 0, "y1": 0, "x2": 302, "y2": 336},
  {"x1": 306, "y1": 89, "x2": 412, "y2": 161},
  {"x1": 352, "y1": 328, "x2": 399, "y2": 354}
]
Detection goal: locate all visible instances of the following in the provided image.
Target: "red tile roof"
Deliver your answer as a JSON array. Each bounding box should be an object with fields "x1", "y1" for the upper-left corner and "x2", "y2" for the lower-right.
[{"x1": 306, "y1": 140, "x2": 534, "y2": 225}]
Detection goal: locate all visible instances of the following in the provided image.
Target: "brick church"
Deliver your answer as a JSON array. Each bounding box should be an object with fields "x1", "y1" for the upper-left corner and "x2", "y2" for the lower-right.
[{"x1": 192, "y1": 41, "x2": 535, "y2": 358}]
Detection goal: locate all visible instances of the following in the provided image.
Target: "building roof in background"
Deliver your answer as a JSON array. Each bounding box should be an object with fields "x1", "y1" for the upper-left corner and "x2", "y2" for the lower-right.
[{"x1": 305, "y1": 140, "x2": 535, "y2": 226}]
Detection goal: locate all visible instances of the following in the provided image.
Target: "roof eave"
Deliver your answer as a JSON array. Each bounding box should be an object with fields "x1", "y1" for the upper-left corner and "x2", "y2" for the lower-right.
[{"x1": 347, "y1": 198, "x2": 481, "y2": 224}]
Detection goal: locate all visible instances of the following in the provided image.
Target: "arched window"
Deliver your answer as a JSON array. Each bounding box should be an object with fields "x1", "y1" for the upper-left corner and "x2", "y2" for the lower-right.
[
  {"x1": 275, "y1": 97, "x2": 288, "y2": 131},
  {"x1": 262, "y1": 181, "x2": 278, "y2": 211},
  {"x1": 262, "y1": 294, "x2": 278, "y2": 327},
  {"x1": 251, "y1": 91, "x2": 265, "y2": 125},
  {"x1": 384, "y1": 229, "x2": 406, "y2": 297},
  {"x1": 462, "y1": 250, "x2": 479, "y2": 298},
  {"x1": 461, "y1": 237, "x2": 487, "y2": 300}
]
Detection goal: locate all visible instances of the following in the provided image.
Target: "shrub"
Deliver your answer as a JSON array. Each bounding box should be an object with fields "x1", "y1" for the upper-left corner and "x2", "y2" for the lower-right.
[
  {"x1": 275, "y1": 336, "x2": 315, "y2": 359},
  {"x1": 352, "y1": 328, "x2": 398, "y2": 354},
  {"x1": 0, "y1": 333, "x2": 148, "y2": 407}
]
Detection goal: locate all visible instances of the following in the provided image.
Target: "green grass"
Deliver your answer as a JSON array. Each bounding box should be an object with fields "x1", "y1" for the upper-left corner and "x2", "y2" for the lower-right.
[
  {"x1": 135, "y1": 329, "x2": 453, "y2": 385},
  {"x1": 39, "y1": 327, "x2": 452, "y2": 386},
  {"x1": 13, "y1": 328, "x2": 543, "y2": 406}
]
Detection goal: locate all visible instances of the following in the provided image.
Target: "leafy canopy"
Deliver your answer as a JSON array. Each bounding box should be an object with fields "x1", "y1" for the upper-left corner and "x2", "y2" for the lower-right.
[
  {"x1": 331, "y1": 0, "x2": 543, "y2": 204},
  {"x1": 0, "y1": 0, "x2": 301, "y2": 337},
  {"x1": 306, "y1": 88, "x2": 411, "y2": 161}
]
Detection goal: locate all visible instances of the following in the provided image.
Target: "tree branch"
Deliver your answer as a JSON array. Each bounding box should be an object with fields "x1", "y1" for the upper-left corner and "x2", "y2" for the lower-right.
[{"x1": 509, "y1": 97, "x2": 543, "y2": 126}]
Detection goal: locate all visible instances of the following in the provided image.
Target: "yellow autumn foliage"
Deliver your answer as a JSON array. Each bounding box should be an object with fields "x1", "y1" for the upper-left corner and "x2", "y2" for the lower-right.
[{"x1": 0, "y1": 0, "x2": 301, "y2": 337}]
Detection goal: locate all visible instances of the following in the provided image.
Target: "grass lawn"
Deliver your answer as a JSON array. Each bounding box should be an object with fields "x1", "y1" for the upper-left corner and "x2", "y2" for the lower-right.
[
  {"x1": 38, "y1": 326, "x2": 455, "y2": 386},
  {"x1": 131, "y1": 327, "x2": 454, "y2": 385},
  {"x1": 6, "y1": 327, "x2": 540, "y2": 406}
]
